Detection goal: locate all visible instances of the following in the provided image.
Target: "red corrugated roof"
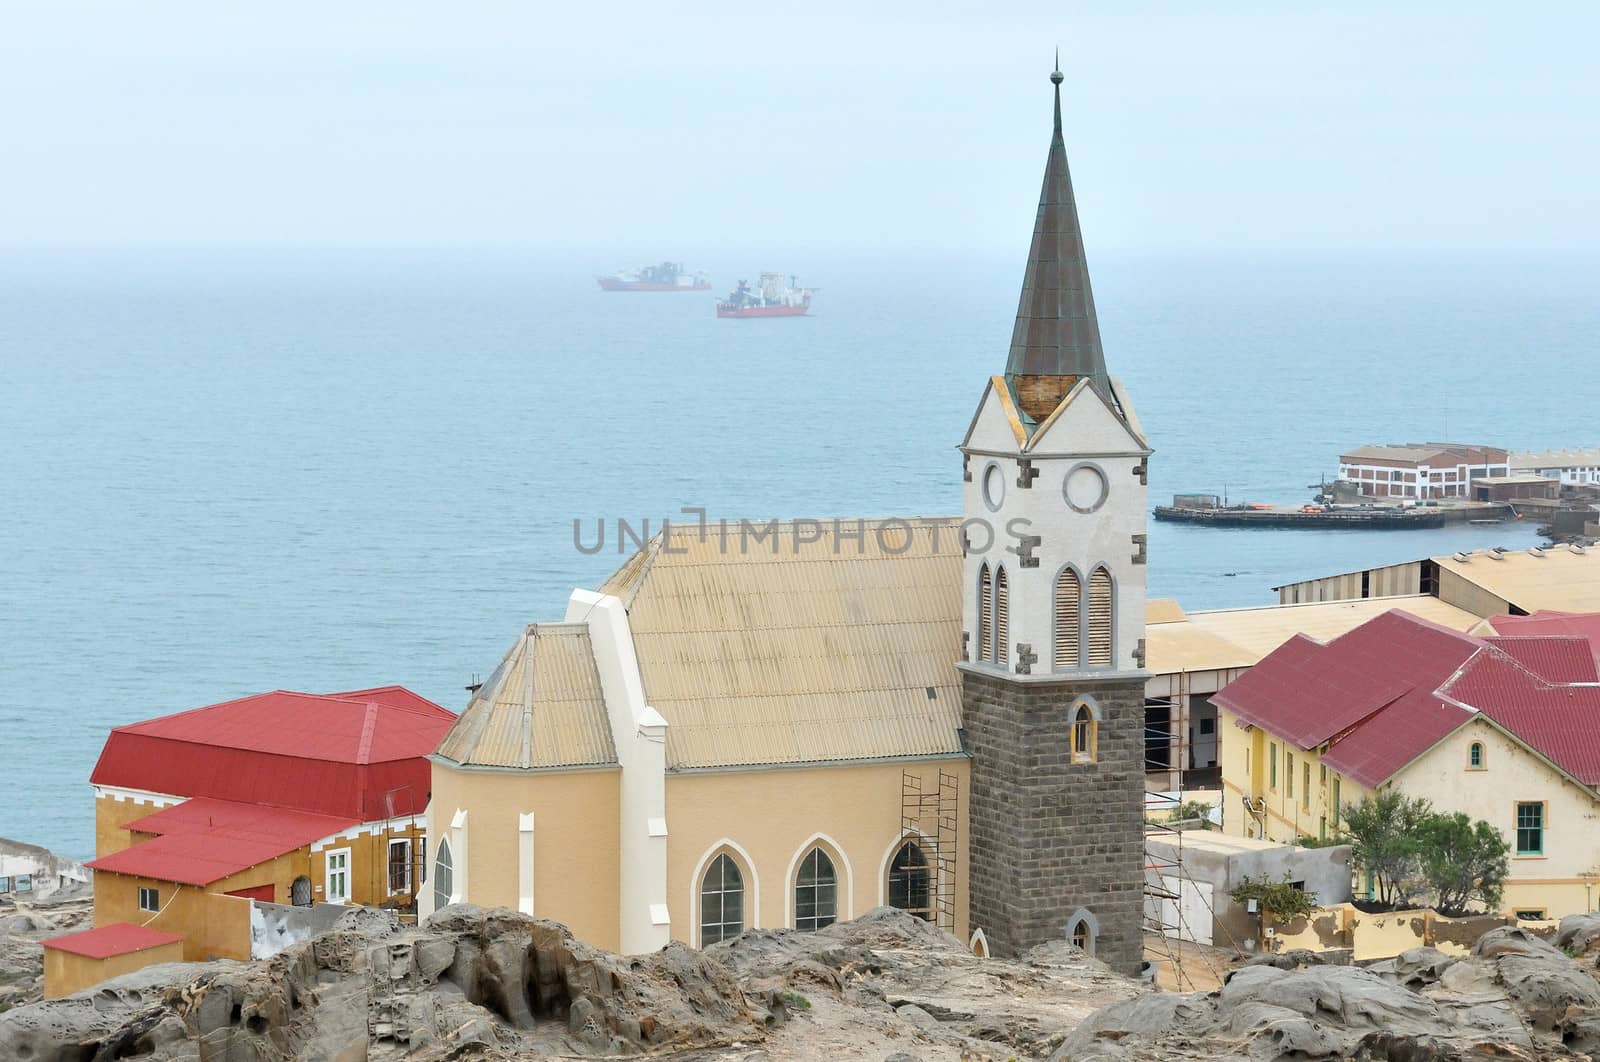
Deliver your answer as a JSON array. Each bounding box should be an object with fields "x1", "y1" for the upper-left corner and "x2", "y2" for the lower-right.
[
  {"x1": 90, "y1": 687, "x2": 453, "y2": 819},
  {"x1": 1486, "y1": 611, "x2": 1600, "y2": 669},
  {"x1": 88, "y1": 797, "x2": 356, "y2": 886},
  {"x1": 1442, "y1": 651, "x2": 1600, "y2": 784},
  {"x1": 43, "y1": 923, "x2": 185, "y2": 959},
  {"x1": 1215, "y1": 609, "x2": 1600, "y2": 788}
]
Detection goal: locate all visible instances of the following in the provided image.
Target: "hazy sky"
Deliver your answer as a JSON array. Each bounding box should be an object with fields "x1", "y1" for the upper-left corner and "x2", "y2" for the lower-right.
[{"x1": 4, "y1": 2, "x2": 1596, "y2": 254}]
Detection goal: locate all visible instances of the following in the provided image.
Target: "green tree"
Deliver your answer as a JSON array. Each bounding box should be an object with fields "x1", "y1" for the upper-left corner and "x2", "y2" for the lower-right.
[
  {"x1": 1418, "y1": 812, "x2": 1510, "y2": 916},
  {"x1": 1231, "y1": 874, "x2": 1316, "y2": 921},
  {"x1": 1339, "y1": 791, "x2": 1433, "y2": 908}
]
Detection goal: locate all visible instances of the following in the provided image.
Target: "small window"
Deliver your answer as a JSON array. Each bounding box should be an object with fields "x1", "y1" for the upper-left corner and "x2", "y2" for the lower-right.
[
  {"x1": 1331, "y1": 778, "x2": 1342, "y2": 827},
  {"x1": 0, "y1": 876, "x2": 9, "y2": 893},
  {"x1": 1287, "y1": 752, "x2": 1295, "y2": 798},
  {"x1": 290, "y1": 875, "x2": 312, "y2": 907},
  {"x1": 1072, "y1": 921, "x2": 1090, "y2": 950},
  {"x1": 388, "y1": 838, "x2": 412, "y2": 895},
  {"x1": 1319, "y1": 764, "x2": 1326, "y2": 785},
  {"x1": 1269, "y1": 743, "x2": 1278, "y2": 788},
  {"x1": 1199, "y1": 717, "x2": 1215, "y2": 735},
  {"x1": 1071, "y1": 703, "x2": 1098, "y2": 764},
  {"x1": 794, "y1": 847, "x2": 838, "y2": 932},
  {"x1": 1515, "y1": 802, "x2": 1544, "y2": 855},
  {"x1": 700, "y1": 853, "x2": 745, "y2": 945},
  {"x1": 1468, "y1": 742, "x2": 1484, "y2": 769},
  {"x1": 888, "y1": 841, "x2": 932, "y2": 921},
  {"x1": 138, "y1": 886, "x2": 159, "y2": 912},
  {"x1": 433, "y1": 839, "x2": 454, "y2": 911},
  {"x1": 16, "y1": 875, "x2": 33, "y2": 894},
  {"x1": 1514, "y1": 908, "x2": 1547, "y2": 921}
]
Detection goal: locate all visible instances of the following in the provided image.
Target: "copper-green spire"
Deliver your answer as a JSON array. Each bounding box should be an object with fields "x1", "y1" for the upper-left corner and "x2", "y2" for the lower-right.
[{"x1": 1004, "y1": 56, "x2": 1109, "y2": 421}]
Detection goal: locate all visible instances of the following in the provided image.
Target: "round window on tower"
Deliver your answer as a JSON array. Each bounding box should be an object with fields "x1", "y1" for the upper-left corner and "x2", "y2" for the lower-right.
[
  {"x1": 1063, "y1": 462, "x2": 1109, "y2": 514},
  {"x1": 982, "y1": 462, "x2": 1006, "y2": 511}
]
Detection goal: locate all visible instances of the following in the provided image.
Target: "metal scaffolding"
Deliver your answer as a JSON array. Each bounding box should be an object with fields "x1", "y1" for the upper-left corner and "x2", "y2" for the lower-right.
[{"x1": 901, "y1": 769, "x2": 959, "y2": 934}]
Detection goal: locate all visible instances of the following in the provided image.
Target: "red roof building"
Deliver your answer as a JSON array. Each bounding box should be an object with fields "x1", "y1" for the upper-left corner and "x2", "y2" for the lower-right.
[
  {"x1": 42, "y1": 923, "x2": 185, "y2": 960},
  {"x1": 77, "y1": 685, "x2": 453, "y2": 975},
  {"x1": 1214, "y1": 609, "x2": 1600, "y2": 920}
]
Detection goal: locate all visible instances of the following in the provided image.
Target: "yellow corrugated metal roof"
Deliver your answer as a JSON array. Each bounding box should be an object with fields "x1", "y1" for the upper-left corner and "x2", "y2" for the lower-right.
[
  {"x1": 1146, "y1": 599, "x2": 1187, "y2": 625},
  {"x1": 602, "y1": 519, "x2": 966, "y2": 770},
  {"x1": 1436, "y1": 546, "x2": 1600, "y2": 613},
  {"x1": 434, "y1": 624, "x2": 617, "y2": 770},
  {"x1": 1147, "y1": 594, "x2": 1481, "y2": 674}
]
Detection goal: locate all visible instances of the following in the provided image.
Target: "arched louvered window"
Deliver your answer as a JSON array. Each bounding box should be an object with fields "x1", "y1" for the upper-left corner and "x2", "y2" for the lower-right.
[
  {"x1": 1087, "y1": 566, "x2": 1114, "y2": 667},
  {"x1": 1054, "y1": 567, "x2": 1081, "y2": 670},
  {"x1": 994, "y1": 567, "x2": 1009, "y2": 666},
  {"x1": 977, "y1": 563, "x2": 993, "y2": 664}
]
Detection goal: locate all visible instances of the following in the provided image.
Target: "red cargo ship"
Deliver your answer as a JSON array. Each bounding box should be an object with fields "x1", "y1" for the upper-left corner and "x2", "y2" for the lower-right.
[
  {"x1": 596, "y1": 261, "x2": 710, "y2": 291},
  {"x1": 716, "y1": 273, "x2": 815, "y2": 318}
]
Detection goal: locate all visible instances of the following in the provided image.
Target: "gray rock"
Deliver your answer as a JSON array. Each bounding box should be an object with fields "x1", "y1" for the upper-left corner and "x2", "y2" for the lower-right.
[{"x1": 895, "y1": 1003, "x2": 940, "y2": 1032}]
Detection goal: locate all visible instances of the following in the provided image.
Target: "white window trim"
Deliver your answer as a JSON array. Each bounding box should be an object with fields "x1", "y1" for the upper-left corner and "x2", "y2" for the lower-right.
[
  {"x1": 138, "y1": 886, "x2": 160, "y2": 912},
  {"x1": 324, "y1": 847, "x2": 353, "y2": 905},
  {"x1": 783, "y1": 832, "x2": 854, "y2": 929},
  {"x1": 689, "y1": 837, "x2": 760, "y2": 948},
  {"x1": 387, "y1": 837, "x2": 412, "y2": 896}
]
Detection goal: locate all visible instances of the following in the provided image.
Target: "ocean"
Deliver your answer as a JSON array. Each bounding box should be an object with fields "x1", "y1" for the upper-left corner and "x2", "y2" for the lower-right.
[{"x1": 2, "y1": 248, "x2": 1594, "y2": 858}]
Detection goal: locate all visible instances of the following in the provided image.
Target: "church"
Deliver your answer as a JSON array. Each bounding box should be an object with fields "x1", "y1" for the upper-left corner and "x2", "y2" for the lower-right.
[{"x1": 422, "y1": 64, "x2": 1151, "y2": 972}]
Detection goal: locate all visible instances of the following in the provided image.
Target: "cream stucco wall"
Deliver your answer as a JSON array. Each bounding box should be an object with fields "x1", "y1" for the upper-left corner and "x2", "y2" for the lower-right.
[
  {"x1": 1218, "y1": 709, "x2": 1369, "y2": 845},
  {"x1": 427, "y1": 761, "x2": 622, "y2": 952},
  {"x1": 961, "y1": 380, "x2": 1149, "y2": 676},
  {"x1": 1393, "y1": 717, "x2": 1600, "y2": 918},
  {"x1": 666, "y1": 758, "x2": 970, "y2": 948}
]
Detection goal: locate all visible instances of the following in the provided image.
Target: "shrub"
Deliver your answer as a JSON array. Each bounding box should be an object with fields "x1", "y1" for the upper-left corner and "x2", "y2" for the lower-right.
[{"x1": 1231, "y1": 874, "x2": 1316, "y2": 921}]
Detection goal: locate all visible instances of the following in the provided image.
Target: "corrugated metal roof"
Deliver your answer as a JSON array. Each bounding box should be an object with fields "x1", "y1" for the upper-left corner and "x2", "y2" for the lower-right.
[
  {"x1": 1215, "y1": 608, "x2": 1600, "y2": 788},
  {"x1": 599, "y1": 519, "x2": 965, "y2": 770},
  {"x1": 91, "y1": 688, "x2": 452, "y2": 819},
  {"x1": 1146, "y1": 595, "x2": 1480, "y2": 675},
  {"x1": 1484, "y1": 611, "x2": 1600, "y2": 668},
  {"x1": 1437, "y1": 547, "x2": 1600, "y2": 613},
  {"x1": 434, "y1": 624, "x2": 617, "y2": 770},
  {"x1": 87, "y1": 797, "x2": 357, "y2": 886},
  {"x1": 1511, "y1": 449, "x2": 1600, "y2": 469},
  {"x1": 43, "y1": 923, "x2": 185, "y2": 959}
]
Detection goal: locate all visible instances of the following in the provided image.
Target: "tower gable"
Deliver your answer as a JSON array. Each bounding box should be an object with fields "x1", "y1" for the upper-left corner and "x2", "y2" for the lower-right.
[
  {"x1": 1025, "y1": 377, "x2": 1149, "y2": 455},
  {"x1": 961, "y1": 376, "x2": 1029, "y2": 455}
]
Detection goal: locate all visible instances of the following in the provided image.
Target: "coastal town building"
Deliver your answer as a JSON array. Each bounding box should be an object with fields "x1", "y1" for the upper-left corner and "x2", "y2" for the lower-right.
[
  {"x1": 1142, "y1": 594, "x2": 1480, "y2": 791},
  {"x1": 424, "y1": 65, "x2": 1155, "y2": 970},
  {"x1": 0, "y1": 836, "x2": 90, "y2": 900},
  {"x1": 1512, "y1": 449, "x2": 1600, "y2": 486},
  {"x1": 1214, "y1": 608, "x2": 1600, "y2": 919},
  {"x1": 1274, "y1": 543, "x2": 1600, "y2": 615},
  {"x1": 46, "y1": 685, "x2": 453, "y2": 996},
  {"x1": 1337, "y1": 443, "x2": 1508, "y2": 499}
]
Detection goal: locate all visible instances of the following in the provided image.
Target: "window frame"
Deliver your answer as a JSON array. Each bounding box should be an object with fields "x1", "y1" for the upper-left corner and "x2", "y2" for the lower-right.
[
  {"x1": 699, "y1": 851, "x2": 747, "y2": 946},
  {"x1": 1070, "y1": 699, "x2": 1099, "y2": 764},
  {"x1": 387, "y1": 837, "x2": 413, "y2": 895},
  {"x1": 1514, "y1": 908, "x2": 1548, "y2": 921},
  {"x1": 1514, "y1": 801, "x2": 1546, "y2": 856},
  {"x1": 324, "y1": 847, "x2": 353, "y2": 904},
  {"x1": 1468, "y1": 741, "x2": 1485, "y2": 770},
  {"x1": 793, "y1": 847, "x2": 838, "y2": 932},
  {"x1": 886, "y1": 840, "x2": 933, "y2": 922},
  {"x1": 1269, "y1": 743, "x2": 1278, "y2": 789},
  {"x1": 138, "y1": 886, "x2": 160, "y2": 912}
]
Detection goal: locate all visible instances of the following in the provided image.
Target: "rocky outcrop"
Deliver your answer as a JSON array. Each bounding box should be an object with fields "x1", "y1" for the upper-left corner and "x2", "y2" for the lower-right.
[
  {"x1": 7, "y1": 904, "x2": 1600, "y2": 1061},
  {"x1": 1055, "y1": 921, "x2": 1600, "y2": 1062},
  {"x1": 0, "y1": 883, "x2": 92, "y2": 1015}
]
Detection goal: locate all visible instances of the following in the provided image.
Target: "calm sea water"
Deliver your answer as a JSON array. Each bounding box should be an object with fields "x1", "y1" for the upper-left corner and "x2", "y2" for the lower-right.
[{"x1": 3, "y1": 248, "x2": 1594, "y2": 858}]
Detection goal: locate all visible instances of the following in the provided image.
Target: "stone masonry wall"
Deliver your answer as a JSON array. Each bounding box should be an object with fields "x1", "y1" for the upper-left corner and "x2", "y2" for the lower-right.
[{"x1": 962, "y1": 667, "x2": 1146, "y2": 973}]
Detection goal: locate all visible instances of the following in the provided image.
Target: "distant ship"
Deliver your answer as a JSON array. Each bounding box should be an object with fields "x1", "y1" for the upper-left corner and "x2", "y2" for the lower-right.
[
  {"x1": 716, "y1": 273, "x2": 815, "y2": 318},
  {"x1": 596, "y1": 261, "x2": 711, "y2": 291}
]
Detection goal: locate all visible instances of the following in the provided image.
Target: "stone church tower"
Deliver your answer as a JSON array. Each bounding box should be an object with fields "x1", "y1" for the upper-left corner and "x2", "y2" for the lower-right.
[{"x1": 959, "y1": 62, "x2": 1151, "y2": 970}]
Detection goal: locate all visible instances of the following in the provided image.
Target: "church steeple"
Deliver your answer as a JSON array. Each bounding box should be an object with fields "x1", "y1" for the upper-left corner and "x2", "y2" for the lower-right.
[{"x1": 1005, "y1": 56, "x2": 1110, "y2": 423}]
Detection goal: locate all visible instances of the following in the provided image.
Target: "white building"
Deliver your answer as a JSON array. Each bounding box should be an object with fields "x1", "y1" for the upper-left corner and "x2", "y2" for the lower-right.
[
  {"x1": 1511, "y1": 449, "x2": 1600, "y2": 486},
  {"x1": 0, "y1": 836, "x2": 89, "y2": 900}
]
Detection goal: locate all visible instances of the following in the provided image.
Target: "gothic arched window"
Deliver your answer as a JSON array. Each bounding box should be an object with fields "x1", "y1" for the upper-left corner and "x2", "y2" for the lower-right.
[
  {"x1": 1087, "y1": 566, "x2": 1114, "y2": 667},
  {"x1": 432, "y1": 839, "x2": 453, "y2": 913},
  {"x1": 994, "y1": 567, "x2": 1010, "y2": 666},
  {"x1": 794, "y1": 848, "x2": 838, "y2": 931},
  {"x1": 887, "y1": 841, "x2": 932, "y2": 921},
  {"x1": 1054, "y1": 567, "x2": 1081, "y2": 670},
  {"x1": 977, "y1": 563, "x2": 993, "y2": 664},
  {"x1": 700, "y1": 853, "x2": 745, "y2": 946},
  {"x1": 1071, "y1": 702, "x2": 1098, "y2": 763}
]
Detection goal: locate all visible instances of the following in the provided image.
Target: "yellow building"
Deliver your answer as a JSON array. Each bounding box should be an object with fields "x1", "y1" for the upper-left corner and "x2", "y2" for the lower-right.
[
  {"x1": 54, "y1": 686, "x2": 453, "y2": 982},
  {"x1": 1215, "y1": 608, "x2": 1600, "y2": 919},
  {"x1": 426, "y1": 522, "x2": 972, "y2": 954}
]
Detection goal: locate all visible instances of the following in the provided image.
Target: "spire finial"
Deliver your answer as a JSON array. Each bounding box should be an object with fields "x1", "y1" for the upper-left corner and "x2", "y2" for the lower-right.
[{"x1": 1050, "y1": 50, "x2": 1064, "y2": 133}]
